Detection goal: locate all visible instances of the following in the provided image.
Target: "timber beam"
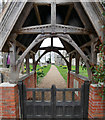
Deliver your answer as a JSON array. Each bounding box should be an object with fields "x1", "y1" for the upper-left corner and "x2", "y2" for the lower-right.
[
  {"x1": 33, "y1": 0, "x2": 73, "y2": 5},
  {"x1": 64, "y1": 5, "x2": 74, "y2": 25},
  {"x1": 39, "y1": 46, "x2": 65, "y2": 50},
  {"x1": 15, "y1": 24, "x2": 93, "y2": 35},
  {"x1": 9, "y1": 40, "x2": 35, "y2": 55},
  {"x1": 33, "y1": 4, "x2": 42, "y2": 25},
  {"x1": 80, "y1": 2, "x2": 105, "y2": 43},
  {"x1": 68, "y1": 38, "x2": 98, "y2": 55}
]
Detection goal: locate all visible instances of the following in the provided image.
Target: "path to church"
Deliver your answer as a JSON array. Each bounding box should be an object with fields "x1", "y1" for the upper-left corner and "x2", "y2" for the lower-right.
[{"x1": 36, "y1": 65, "x2": 72, "y2": 101}]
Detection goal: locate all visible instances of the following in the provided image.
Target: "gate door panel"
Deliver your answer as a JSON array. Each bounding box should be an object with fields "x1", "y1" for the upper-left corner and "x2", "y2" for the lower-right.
[{"x1": 18, "y1": 81, "x2": 89, "y2": 119}]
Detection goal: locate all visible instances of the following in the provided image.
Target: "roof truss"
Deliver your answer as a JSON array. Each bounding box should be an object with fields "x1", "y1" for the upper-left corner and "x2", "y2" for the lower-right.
[{"x1": 15, "y1": 24, "x2": 92, "y2": 35}]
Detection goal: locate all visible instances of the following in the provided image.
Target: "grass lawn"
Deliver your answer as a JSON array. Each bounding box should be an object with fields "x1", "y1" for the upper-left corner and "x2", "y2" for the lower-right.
[
  {"x1": 56, "y1": 65, "x2": 68, "y2": 83},
  {"x1": 56, "y1": 65, "x2": 88, "y2": 83}
]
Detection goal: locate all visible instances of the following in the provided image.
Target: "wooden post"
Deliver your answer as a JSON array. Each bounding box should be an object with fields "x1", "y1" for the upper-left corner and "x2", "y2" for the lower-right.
[
  {"x1": 67, "y1": 54, "x2": 72, "y2": 88},
  {"x1": 26, "y1": 54, "x2": 30, "y2": 74},
  {"x1": 51, "y1": 85, "x2": 56, "y2": 117},
  {"x1": 33, "y1": 54, "x2": 37, "y2": 87},
  {"x1": 51, "y1": 2, "x2": 56, "y2": 25},
  {"x1": 33, "y1": 54, "x2": 35, "y2": 71},
  {"x1": 3, "y1": 52, "x2": 7, "y2": 68},
  {"x1": 91, "y1": 41, "x2": 97, "y2": 65},
  {"x1": 69, "y1": 54, "x2": 72, "y2": 71},
  {"x1": 76, "y1": 53, "x2": 80, "y2": 74},
  {"x1": 67, "y1": 70, "x2": 70, "y2": 88},
  {"x1": 51, "y1": 37, "x2": 53, "y2": 49},
  {"x1": 9, "y1": 42, "x2": 19, "y2": 83}
]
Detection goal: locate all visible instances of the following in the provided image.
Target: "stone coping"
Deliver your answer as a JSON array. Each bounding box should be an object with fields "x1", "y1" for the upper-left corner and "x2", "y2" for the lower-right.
[
  {"x1": 70, "y1": 71, "x2": 90, "y2": 81},
  {"x1": 19, "y1": 71, "x2": 35, "y2": 81},
  {"x1": 0, "y1": 82, "x2": 17, "y2": 87},
  {"x1": 90, "y1": 83, "x2": 105, "y2": 87}
]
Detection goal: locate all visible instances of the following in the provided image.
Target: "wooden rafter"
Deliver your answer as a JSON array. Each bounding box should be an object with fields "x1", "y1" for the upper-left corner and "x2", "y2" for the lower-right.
[
  {"x1": 33, "y1": 4, "x2": 42, "y2": 25},
  {"x1": 10, "y1": 40, "x2": 35, "y2": 55},
  {"x1": 64, "y1": 5, "x2": 74, "y2": 25},
  {"x1": 74, "y1": 2, "x2": 92, "y2": 29},
  {"x1": 68, "y1": 38, "x2": 98, "y2": 55},
  {"x1": 0, "y1": 2, "x2": 33, "y2": 51},
  {"x1": 80, "y1": 2, "x2": 105, "y2": 43},
  {"x1": 15, "y1": 24, "x2": 92, "y2": 35}
]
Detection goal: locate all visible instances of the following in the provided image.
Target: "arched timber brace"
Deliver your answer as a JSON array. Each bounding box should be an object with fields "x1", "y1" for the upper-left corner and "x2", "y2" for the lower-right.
[
  {"x1": 35, "y1": 50, "x2": 70, "y2": 70},
  {"x1": 16, "y1": 34, "x2": 49, "y2": 71},
  {"x1": 16, "y1": 33, "x2": 92, "y2": 80},
  {"x1": 57, "y1": 34, "x2": 92, "y2": 80}
]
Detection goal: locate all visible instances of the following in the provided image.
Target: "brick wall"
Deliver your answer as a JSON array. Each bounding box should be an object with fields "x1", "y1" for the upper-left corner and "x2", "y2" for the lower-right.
[
  {"x1": 20, "y1": 71, "x2": 37, "y2": 99},
  {"x1": 69, "y1": 72, "x2": 89, "y2": 100},
  {"x1": 0, "y1": 82, "x2": 19, "y2": 119},
  {"x1": 70, "y1": 72, "x2": 89, "y2": 88},
  {"x1": 88, "y1": 84, "x2": 105, "y2": 118}
]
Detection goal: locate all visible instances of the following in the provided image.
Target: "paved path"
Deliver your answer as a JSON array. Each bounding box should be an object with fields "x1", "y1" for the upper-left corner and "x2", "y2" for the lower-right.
[
  {"x1": 37, "y1": 65, "x2": 67, "y2": 88},
  {"x1": 36, "y1": 65, "x2": 72, "y2": 101}
]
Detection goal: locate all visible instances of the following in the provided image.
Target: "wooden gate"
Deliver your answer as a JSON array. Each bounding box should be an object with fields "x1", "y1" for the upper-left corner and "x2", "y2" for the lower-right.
[{"x1": 18, "y1": 81, "x2": 89, "y2": 119}]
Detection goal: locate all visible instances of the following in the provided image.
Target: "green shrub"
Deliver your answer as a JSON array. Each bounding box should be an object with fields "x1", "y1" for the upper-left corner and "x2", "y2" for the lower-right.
[
  {"x1": 62, "y1": 66, "x2": 67, "y2": 69},
  {"x1": 43, "y1": 65, "x2": 47, "y2": 68}
]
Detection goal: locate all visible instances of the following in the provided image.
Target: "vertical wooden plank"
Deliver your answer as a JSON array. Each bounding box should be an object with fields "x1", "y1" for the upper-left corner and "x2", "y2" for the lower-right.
[
  {"x1": 26, "y1": 54, "x2": 30, "y2": 74},
  {"x1": 72, "y1": 90, "x2": 75, "y2": 102},
  {"x1": 51, "y1": 2, "x2": 56, "y2": 25},
  {"x1": 51, "y1": 85, "x2": 56, "y2": 118},
  {"x1": 51, "y1": 37, "x2": 53, "y2": 48},
  {"x1": 42, "y1": 91, "x2": 44, "y2": 102},
  {"x1": 76, "y1": 53, "x2": 80, "y2": 74},
  {"x1": 42, "y1": 91, "x2": 45, "y2": 115},
  {"x1": 81, "y1": 84, "x2": 84, "y2": 118},
  {"x1": 63, "y1": 90, "x2": 65, "y2": 117},
  {"x1": 23, "y1": 84, "x2": 27, "y2": 119},
  {"x1": 63, "y1": 91, "x2": 65, "y2": 102},
  {"x1": 18, "y1": 81, "x2": 25, "y2": 119},
  {"x1": 83, "y1": 81, "x2": 90, "y2": 119},
  {"x1": 69, "y1": 54, "x2": 72, "y2": 71},
  {"x1": 67, "y1": 70, "x2": 70, "y2": 88},
  {"x1": 33, "y1": 54, "x2": 35, "y2": 71},
  {"x1": 33, "y1": 90, "x2": 36, "y2": 102}
]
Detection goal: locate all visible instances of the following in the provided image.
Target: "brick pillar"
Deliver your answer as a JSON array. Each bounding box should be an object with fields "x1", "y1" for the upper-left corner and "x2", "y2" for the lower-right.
[
  {"x1": 88, "y1": 84, "x2": 105, "y2": 118},
  {"x1": 0, "y1": 82, "x2": 19, "y2": 119}
]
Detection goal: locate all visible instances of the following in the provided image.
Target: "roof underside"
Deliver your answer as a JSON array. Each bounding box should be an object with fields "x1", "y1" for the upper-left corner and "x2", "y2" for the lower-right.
[{"x1": 3, "y1": 2, "x2": 96, "y2": 54}]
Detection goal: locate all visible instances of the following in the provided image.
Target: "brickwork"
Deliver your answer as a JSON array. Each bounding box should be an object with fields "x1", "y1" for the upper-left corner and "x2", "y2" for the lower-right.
[
  {"x1": 21, "y1": 72, "x2": 37, "y2": 99},
  {"x1": 69, "y1": 72, "x2": 89, "y2": 100},
  {"x1": 0, "y1": 72, "x2": 104, "y2": 119},
  {"x1": 88, "y1": 84, "x2": 105, "y2": 118},
  {"x1": 70, "y1": 72, "x2": 88, "y2": 88},
  {"x1": 0, "y1": 83, "x2": 19, "y2": 119}
]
